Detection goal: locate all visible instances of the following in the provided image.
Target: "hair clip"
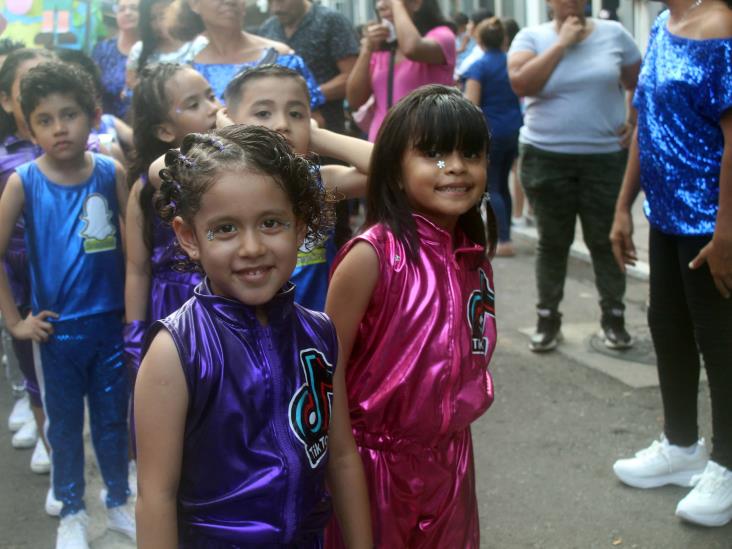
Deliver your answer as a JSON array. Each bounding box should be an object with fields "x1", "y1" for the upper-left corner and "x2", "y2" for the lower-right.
[
  {"x1": 436, "y1": 160, "x2": 446, "y2": 169},
  {"x1": 206, "y1": 229, "x2": 215, "y2": 241},
  {"x1": 210, "y1": 138, "x2": 225, "y2": 152},
  {"x1": 179, "y1": 153, "x2": 194, "y2": 169}
]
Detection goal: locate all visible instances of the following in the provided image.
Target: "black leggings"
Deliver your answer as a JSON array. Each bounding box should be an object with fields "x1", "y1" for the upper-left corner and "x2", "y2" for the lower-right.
[{"x1": 648, "y1": 228, "x2": 732, "y2": 469}]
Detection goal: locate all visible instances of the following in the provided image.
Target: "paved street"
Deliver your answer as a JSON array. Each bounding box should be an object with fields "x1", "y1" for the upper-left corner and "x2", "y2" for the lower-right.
[{"x1": 1, "y1": 220, "x2": 731, "y2": 548}]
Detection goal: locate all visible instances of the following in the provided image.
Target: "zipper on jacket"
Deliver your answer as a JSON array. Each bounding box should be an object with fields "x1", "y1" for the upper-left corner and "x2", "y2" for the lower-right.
[{"x1": 258, "y1": 326, "x2": 299, "y2": 542}]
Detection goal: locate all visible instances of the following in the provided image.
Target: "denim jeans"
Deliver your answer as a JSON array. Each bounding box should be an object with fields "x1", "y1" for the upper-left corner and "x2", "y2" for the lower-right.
[{"x1": 488, "y1": 133, "x2": 519, "y2": 243}]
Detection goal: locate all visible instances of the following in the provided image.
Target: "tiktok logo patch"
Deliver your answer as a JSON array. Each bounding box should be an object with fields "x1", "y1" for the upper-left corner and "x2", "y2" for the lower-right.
[
  {"x1": 467, "y1": 268, "x2": 495, "y2": 355},
  {"x1": 288, "y1": 348, "x2": 334, "y2": 468}
]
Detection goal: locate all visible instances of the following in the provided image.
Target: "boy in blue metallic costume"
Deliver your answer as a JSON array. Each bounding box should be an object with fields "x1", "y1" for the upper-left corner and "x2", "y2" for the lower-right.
[{"x1": 0, "y1": 61, "x2": 134, "y2": 549}]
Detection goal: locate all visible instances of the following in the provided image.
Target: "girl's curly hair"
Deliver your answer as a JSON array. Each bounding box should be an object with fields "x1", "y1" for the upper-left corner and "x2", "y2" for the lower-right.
[{"x1": 155, "y1": 125, "x2": 332, "y2": 257}]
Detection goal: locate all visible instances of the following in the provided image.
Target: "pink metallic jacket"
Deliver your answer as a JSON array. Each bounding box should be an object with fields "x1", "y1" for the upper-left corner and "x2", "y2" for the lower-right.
[{"x1": 333, "y1": 215, "x2": 496, "y2": 451}]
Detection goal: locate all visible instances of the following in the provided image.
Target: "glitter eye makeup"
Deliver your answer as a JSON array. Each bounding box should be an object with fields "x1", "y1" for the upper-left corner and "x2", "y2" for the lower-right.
[
  {"x1": 436, "y1": 160, "x2": 446, "y2": 169},
  {"x1": 206, "y1": 229, "x2": 215, "y2": 241}
]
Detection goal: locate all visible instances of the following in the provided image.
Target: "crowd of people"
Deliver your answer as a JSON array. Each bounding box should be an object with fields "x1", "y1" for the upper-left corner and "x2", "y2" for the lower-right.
[{"x1": 0, "y1": 0, "x2": 730, "y2": 547}]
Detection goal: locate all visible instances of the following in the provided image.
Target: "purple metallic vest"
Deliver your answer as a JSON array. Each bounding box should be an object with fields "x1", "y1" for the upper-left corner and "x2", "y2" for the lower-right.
[
  {"x1": 144, "y1": 279, "x2": 338, "y2": 548},
  {"x1": 149, "y1": 209, "x2": 202, "y2": 321}
]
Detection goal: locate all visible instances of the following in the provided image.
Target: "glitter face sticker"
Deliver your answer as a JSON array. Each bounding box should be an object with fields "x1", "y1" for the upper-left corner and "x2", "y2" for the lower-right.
[{"x1": 436, "y1": 160, "x2": 446, "y2": 169}]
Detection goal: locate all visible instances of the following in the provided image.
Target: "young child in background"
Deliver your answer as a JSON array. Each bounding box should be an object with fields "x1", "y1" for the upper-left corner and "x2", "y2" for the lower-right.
[
  {"x1": 124, "y1": 63, "x2": 218, "y2": 381},
  {"x1": 325, "y1": 85, "x2": 497, "y2": 548},
  {"x1": 0, "y1": 61, "x2": 134, "y2": 549},
  {"x1": 0, "y1": 49, "x2": 55, "y2": 479},
  {"x1": 134, "y1": 125, "x2": 371, "y2": 548},
  {"x1": 55, "y1": 48, "x2": 133, "y2": 159},
  {"x1": 221, "y1": 64, "x2": 372, "y2": 310}
]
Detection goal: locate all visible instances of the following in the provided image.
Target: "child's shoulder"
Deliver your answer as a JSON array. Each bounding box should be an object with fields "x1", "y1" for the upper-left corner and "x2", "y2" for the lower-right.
[
  {"x1": 293, "y1": 303, "x2": 337, "y2": 342},
  {"x1": 334, "y1": 223, "x2": 403, "y2": 276}
]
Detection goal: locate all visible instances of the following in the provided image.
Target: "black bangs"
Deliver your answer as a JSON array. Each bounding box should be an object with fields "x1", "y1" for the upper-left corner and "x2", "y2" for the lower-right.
[{"x1": 410, "y1": 92, "x2": 491, "y2": 156}]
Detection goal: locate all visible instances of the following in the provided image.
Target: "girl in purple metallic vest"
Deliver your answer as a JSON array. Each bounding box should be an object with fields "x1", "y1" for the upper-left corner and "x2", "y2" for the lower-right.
[
  {"x1": 325, "y1": 85, "x2": 498, "y2": 548},
  {"x1": 134, "y1": 125, "x2": 372, "y2": 548},
  {"x1": 0, "y1": 48, "x2": 57, "y2": 502},
  {"x1": 124, "y1": 63, "x2": 219, "y2": 379}
]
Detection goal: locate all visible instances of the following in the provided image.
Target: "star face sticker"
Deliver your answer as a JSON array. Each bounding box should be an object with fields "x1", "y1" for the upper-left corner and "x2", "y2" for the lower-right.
[{"x1": 436, "y1": 160, "x2": 446, "y2": 169}]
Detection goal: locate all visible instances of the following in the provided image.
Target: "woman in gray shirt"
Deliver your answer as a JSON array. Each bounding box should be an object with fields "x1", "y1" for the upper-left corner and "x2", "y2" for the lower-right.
[{"x1": 508, "y1": 0, "x2": 641, "y2": 353}]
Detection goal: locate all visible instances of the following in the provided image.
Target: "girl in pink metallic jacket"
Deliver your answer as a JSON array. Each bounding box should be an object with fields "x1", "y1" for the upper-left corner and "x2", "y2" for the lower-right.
[{"x1": 325, "y1": 85, "x2": 498, "y2": 548}]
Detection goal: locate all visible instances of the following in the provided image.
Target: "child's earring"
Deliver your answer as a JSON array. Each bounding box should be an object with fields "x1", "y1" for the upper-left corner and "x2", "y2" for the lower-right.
[
  {"x1": 436, "y1": 160, "x2": 446, "y2": 169},
  {"x1": 206, "y1": 229, "x2": 215, "y2": 241}
]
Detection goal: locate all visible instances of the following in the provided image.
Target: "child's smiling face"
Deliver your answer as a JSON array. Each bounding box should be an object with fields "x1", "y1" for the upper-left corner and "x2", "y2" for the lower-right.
[{"x1": 175, "y1": 169, "x2": 305, "y2": 310}]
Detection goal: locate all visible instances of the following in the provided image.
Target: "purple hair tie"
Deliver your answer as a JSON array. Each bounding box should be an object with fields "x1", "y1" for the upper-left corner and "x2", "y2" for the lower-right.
[
  {"x1": 179, "y1": 153, "x2": 194, "y2": 169},
  {"x1": 209, "y1": 138, "x2": 225, "y2": 152}
]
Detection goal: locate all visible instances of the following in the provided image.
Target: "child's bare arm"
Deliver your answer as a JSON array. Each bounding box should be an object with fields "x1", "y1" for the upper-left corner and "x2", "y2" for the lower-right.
[
  {"x1": 135, "y1": 329, "x2": 188, "y2": 549},
  {"x1": 325, "y1": 241, "x2": 379, "y2": 361},
  {"x1": 310, "y1": 126, "x2": 372, "y2": 200},
  {"x1": 326, "y1": 344, "x2": 372, "y2": 549},
  {"x1": 311, "y1": 126, "x2": 372, "y2": 174},
  {"x1": 325, "y1": 242, "x2": 379, "y2": 546},
  {"x1": 115, "y1": 158, "x2": 129, "y2": 220},
  {"x1": 124, "y1": 180, "x2": 151, "y2": 322},
  {"x1": 0, "y1": 175, "x2": 57, "y2": 339}
]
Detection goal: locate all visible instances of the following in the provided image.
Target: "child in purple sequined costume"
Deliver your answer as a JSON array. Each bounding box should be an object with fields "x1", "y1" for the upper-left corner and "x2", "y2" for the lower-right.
[
  {"x1": 134, "y1": 125, "x2": 372, "y2": 548},
  {"x1": 124, "y1": 63, "x2": 220, "y2": 376}
]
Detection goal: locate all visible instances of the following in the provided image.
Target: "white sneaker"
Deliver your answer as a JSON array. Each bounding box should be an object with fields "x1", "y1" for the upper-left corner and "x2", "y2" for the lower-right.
[
  {"x1": 107, "y1": 503, "x2": 136, "y2": 541},
  {"x1": 11, "y1": 418, "x2": 38, "y2": 448},
  {"x1": 56, "y1": 510, "x2": 89, "y2": 549},
  {"x1": 45, "y1": 487, "x2": 63, "y2": 517},
  {"x1": 613, "y1": 436, "x2": 709, "y2": 488},
  {"x1": 676, "y1": 461, "x2": 732, "y2": 527},
  {"x1": 30, "y1": 438, "x2": 50, "y2": 474},
  {"x1": 8, "y1": 394, "x2": 32, "y2": 431}
]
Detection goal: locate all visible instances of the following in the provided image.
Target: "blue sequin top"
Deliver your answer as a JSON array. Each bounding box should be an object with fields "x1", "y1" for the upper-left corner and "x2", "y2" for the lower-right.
[
  {"x1": 635, "y1": 11, "x2": 732, "y2": 235},
  {"x1": 192, "y1": 48, "x2": 325, "y2": 109}
]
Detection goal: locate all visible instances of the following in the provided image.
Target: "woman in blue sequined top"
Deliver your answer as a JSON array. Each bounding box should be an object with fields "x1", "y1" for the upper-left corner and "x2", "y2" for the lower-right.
[
  {"x1": 610, "y1": 0, "x2": 732, "y2": 528},
  {"x1": 91, "y1": 0, "x2": 140, "y2": 119},
  {"x1": 166, "y1": 0, "x2": 325, "y2": 109}
]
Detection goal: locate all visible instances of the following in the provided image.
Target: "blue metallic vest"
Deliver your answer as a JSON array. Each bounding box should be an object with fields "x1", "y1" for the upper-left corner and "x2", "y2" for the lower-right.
[{"x1": 18, "y1": 153, "x2": 124, "y2": 319}]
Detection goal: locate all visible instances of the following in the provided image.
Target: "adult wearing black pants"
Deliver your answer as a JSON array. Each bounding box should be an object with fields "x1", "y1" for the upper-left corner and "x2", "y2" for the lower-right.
[
  {"x1": 508, "y1": 0, "x2": 641, "y2": 352},
  {"x1": 611, "y1": 0, "x2": 732, "y2": 528},
  {"x1": 464, "y1": 17, "x2": 522, "y2": 257}
]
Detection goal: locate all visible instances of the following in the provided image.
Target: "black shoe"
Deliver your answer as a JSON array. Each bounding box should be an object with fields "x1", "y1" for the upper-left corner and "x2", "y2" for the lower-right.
[
  {"x1": 529, "y1": 311, "x2": 562, "y2": 352},
  {"x1": 601, "y1": 312, "x2": 633, "y2": 350}
]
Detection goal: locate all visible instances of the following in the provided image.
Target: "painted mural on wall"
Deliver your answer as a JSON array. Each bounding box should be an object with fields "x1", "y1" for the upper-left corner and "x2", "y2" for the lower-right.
[{"x1": 0, "y1": 0, "x2": 105, "y2": 51}]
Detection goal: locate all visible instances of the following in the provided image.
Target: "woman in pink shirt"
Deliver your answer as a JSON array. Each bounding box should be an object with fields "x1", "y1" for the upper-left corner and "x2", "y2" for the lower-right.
[{"x1": 346, "y1": 0, "x2": 456, "y2": 142}]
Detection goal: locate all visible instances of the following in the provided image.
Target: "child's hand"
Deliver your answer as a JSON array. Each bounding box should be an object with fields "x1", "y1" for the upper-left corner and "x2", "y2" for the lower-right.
[
  {"x1": 216, "y1": 108, "x2": 234, "y2": 129},
  {"x1": 9, "y1": 310, "x2": 59, "y2": 342}
]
